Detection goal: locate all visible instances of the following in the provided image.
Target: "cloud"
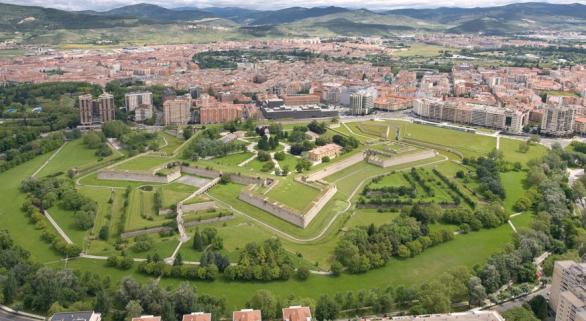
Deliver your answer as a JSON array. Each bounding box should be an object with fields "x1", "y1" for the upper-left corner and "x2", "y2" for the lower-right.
[{"x1": 2, "y1": 0, "x2": 584, "y2": 11}]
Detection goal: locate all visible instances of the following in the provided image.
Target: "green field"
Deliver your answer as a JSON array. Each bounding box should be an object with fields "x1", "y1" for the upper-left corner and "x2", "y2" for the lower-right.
[
  {"x1": 115, "y1": 155, "x2": 171, "y2": 172},
  {"x1": 37, "y1": 139, "x2": 116, "y2": 177},
  {"x1": 0, "y1": 117, "x2": 546, "y2": 312},
  {"x1": 265, "y1": 179, "x2": 322, "y2": 212}
]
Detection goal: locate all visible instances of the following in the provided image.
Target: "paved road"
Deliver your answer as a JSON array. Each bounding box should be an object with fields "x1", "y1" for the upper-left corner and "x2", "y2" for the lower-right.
[{"x1": 0, "y1": 309, "x2": 40, "y2": 321}]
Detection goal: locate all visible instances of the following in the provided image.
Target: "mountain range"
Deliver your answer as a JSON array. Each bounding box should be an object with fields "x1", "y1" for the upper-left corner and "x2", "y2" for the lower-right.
[{"x1": 1, "y1": 1, "x2": 586, "y2": 36}]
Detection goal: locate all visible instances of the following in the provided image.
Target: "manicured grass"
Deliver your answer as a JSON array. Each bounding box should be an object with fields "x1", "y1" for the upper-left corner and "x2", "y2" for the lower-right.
[
  {"x1": 346, "y1": 209, "x2": 399, "y2": 228},
  {"x1": 159, "y1": 183, "x2": 195, "y2": 208},
  {"x1": 277, "y1": 154, "x2": 300, "y2": 172},
  {"x1": 48, "y1": 205, "x2": 88, "y2": 247},
  {"x1": 161, "y1": 221, "x2": 515, "y2": 310},
  {"x1": 115, "y1": 155, "x2": 171, "y2": 172},
  {"x1": 79, "y1": 172, "x2": 164, "y2": 188},
  {"x1": 244, "y1": 159, "x2": 272, "y2": 173},
  {"x1": 394, "y1": 44, "x2": 448, "y2": 57},
  {"x1": 126, "y1": 189, "x2": 172, "y2": 231},
  {"x1": 265, "y1": 179, "x2": 321, "y2": 212},
  {"x1": 37, "y1": 139, "x2": 115, "y2": 177},
  {"x1": 85, "y1": 189, "x2": 125, "y2": 256},
  {"x1": 501, "y1": 170, "x2": 527, "y2": 212},
  {"x1": 211, "y1": 152, "x2": 254, "y2": 166},
  {"x1": 159, "y1": 132, "x2": 184, "y2": 155},
  {"x1": 0, "y1": 152, "x2": 62, "y2": 262},
  {"x1": 500, "y1": 138, "x2": 547, "y2": 166},
  {"x1": 129, "y1": 236, "x2": 179, "y2": 259}
]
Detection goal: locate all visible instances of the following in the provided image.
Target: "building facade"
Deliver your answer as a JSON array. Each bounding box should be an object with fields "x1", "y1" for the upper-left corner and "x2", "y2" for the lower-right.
[
  {"x1": 308, "y1": 143, "x2": 342, "y2": 162},
  {"x1": 125, "y1": 91, "x2": 152, "y2": 111},
  {"x1": 541, "y1": 105, "x2": 577, "y2": 136},
  {"x1": 350, "y1": 93, "x2": 374, "y2": 115},
  {"x1": 163, "y1": 97, "x2": 192, "y2": 126},
  {"x1": 79, "y1": 93, "x2": 115, "y2": 125}
]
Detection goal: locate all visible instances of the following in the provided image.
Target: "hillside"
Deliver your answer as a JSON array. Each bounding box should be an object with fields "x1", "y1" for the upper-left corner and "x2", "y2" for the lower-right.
[
  {"x1": 385, "y1": 2, "x2": 586, "y2": 33},
  {"x1": 279, "y1": 10, "x2": 443, "y2": 36},
  {"x1": 104, "y1": 3, "x2": 214, "y2": 22},
  {"x1": 0, "y1": 3, "x2": 144, "y2": 31}
]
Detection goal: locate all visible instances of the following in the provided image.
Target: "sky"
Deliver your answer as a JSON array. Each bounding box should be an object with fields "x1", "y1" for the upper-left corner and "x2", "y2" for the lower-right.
[{"x1": 2, "y1": 0, "x2": 584, "y2": 11}]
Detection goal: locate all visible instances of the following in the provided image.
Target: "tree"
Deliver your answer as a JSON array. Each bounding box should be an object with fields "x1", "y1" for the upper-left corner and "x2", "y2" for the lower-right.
[
  {"x1": 297, "y1": 266, "x2": 310, "y2": 280},
  {"x1": 183, "y1": 127, "x2": 194, "y2": 140},
  {"x1": 417, "y1": 281, "x2": 451, "y2": 313},
  {"x1": 528, "y1": 295, "x2": 549, "y2": 321},
  {"x1": 161, "y1": 299, "x2": 176, "y2": 321},
  {"x1": 126, "y1": 300, "x2": 143, "y2": 319},
  {"x1": 330, "y1": 261, "x2": 343, "y2": 276},
  {"x1": 102, "y1": 120, "x2": 130, "y2": 138},
  {"x1": 502, "y1": 308, "x2": 540, "y2": 321},
  {"x1": 95, "y1": 288, "x2": 111, "y2": 315},
  {"x1": 193, "y1": 228, "x2": 204, "y2": 251},
  {"x1": 468, "y1": 276, "x2": 487, "y2": 307},
  {"x1": 2, "y1": 271, "x2": 17, "y2": 304},
  {"x1": 248, "y1": 290, "x2": 278, "y2": 320},
  {"x1": 315, "y1": 295, "x2": 339, "y2": 321},
  {"x1": 174, "y1": 253, "x2": 183, "y2": 266}
]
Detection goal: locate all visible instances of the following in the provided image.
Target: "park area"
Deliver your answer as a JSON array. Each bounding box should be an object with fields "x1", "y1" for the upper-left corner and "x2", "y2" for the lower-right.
[{"x1": 0, "y1": 118, "x2": 551, "y2": 309}]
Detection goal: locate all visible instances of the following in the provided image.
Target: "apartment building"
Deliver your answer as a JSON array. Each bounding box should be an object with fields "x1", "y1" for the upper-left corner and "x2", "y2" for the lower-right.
[
  {"x1": 282, "y1": 94, "x2": 320, "y2": 106},
  {"x1": 135, "y1": 105, "x2": 153, "y2": 122},
  {"x1": 350, "y1": 93, "x2": 374, "y2": 115},
  {"x1": 551, "y1": 261, "x2": 586, "y2": 311},
  {"x1": 163, "y1": 95, "x2": 192, "y2": 126},
  {"x1": 556, "y1": 286, "x2": 586, "y2": 321},
  {"x1": 541, "y1": 105, "x2": 577, "y2": 137},
  {"x1": 199, "y1": 104, "x2": 258, "y2": 124},
  {"x1": 79, "y1": 93, "x2": 115, "y2": 125},
  {"x1": 413, "y1": 99, "x2": 526, "y2": 134},
  {"x1": 125, "y1": 92, "x2": 152, "y2": 111}
]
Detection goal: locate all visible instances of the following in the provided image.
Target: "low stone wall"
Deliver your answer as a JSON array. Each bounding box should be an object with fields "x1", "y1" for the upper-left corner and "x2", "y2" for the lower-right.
[
  {"x1": 183, "y1": 215, "x2": 233, "y2": 228},
  {"x1": 98, "y1": 170, "x2": 175, "y2": 183},
  {"x1": 239, "y1": 191, "x2": 305, "y2": 227},
  {"x1": 228, "y1": 173, "x2": 273, "y2": 186},
  {"x1": 121, "y1": 226, "x2": 172, "y2": 239},
  {"x1": 306, "y1": 152, "x2": 366, "y2": 182},
  {"x1": 180, "y1": 166, "x2": 273, "y2": 186},
  {"x1": 367, "y1": 150, "x2": 437, "y2": 168},
  {"x1": 181, "y1": 201, "x2": 217, "y2": 213},
  {"x1": 303, "y1": 183, "x2": 337, "y2": 227},
  {"x1": 239, "y1": 181, "x2": 337, "y2": 228},
  {"x1": 181, "y1": 166, "x2": 221, "y2": 178}
]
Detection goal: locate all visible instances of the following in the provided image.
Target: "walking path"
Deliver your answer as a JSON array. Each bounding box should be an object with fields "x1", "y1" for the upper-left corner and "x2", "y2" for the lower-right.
[
  {"x1": 31, "y1": 142, "x2": 67, "y2": 177},
  {"x1": 43, "y1": 209, "x2": 73, "y2": 244}
]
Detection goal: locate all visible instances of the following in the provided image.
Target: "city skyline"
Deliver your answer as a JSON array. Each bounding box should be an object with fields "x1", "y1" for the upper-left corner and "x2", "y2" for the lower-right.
[{"x1": 1, "y1": 0, "x2": 584, "y2": 11}]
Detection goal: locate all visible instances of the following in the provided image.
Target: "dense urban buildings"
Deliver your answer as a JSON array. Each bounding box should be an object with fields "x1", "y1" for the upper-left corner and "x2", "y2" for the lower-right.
[
  {"x1": 541, "y1": 105, "x2": 577, "y2": 137},
  {"x1": 79, "y1": 93, "x2": 115, "y2": 125},
  {"x1": 163, "y1": 95, "x2": 192, "y2": 126},
  {"x1": 551, "y1": 261, "x2": 586, "y2": 321},
  {"x1": 124, "y1": 92, "x2": 153, "y2": 111}
]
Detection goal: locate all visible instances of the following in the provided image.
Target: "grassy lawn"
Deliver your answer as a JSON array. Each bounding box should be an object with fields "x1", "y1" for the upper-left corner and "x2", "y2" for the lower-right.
[
  {"x1": 347, "y1": 120, "x2": 497, "y2": 158},
  {"x1": 501, "y1": 170, "x2": 527, "y2": 212},
  {"x1": 126, "y1": 189, "x2": 172, "y2": 231},
  {"x1": 37, "y1": 139, "x2": 116, "y2": 177},
  {"x1": 265, "y1": 179, "x2": 321, "y2": 212},
  {"x1": 159, "y1": 183, "x2": 195, "y2": 208},
  {"x1": 129, "y1": 235, "x2": 179, "y2": 259},
  {"x1": 346, "y1": 209, "x2": 399, "y2": 228},
  {"x1": 277, "y1": 154, "x2": 300, "y2": 172},
  {"x1": 79, "y1": 172, "x2": 165, "y2": 188},
  {"x1": 85, "y1": 189, "x2": 125, "y2": 256},
  {"x1": 500, "y1": 138, "x2": 548, "y2": 166},
  {"x1": 211, "y1": 152, "x2": 254, "y2": 167},
  {"x1": 159, "y1": 132, "x2": 184, "y2": 155},
  {"x1": 48, "y1": 205, "x2": 88, "y2": 247},
  {"x1": 394, "y1": 44, "x2": 448, "y2": 57},
  {"x1": 0, "y1": 152, "x2": 62, "y2": 262},
  {"x1": 115, "y1": 155, "x2": 171, "y2": 172},
  {"x1": 160, "y1": 220, "x2": 515, "y2": 310}
]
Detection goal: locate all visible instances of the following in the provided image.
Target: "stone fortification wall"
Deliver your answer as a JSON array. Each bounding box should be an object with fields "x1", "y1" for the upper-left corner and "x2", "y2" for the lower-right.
[
  {"x1": 367, "y1": 150, "x2": 437, "y2": 168},
  {"x1": 303, "y1": 183, "x2": 337, "y2": 227},
  {"x1": 305, "y1": 152, "x2": 366, "y2": 182},
  {"x1": 239, "y1": 191, "x2": 305, "y2": 227},
  {"x1": 97, "y1": 170, "x2": 176, "y2": 183},
  {"x1": 180, "y1": 166, "x2": 221, "y2": 178},
  {"x1": 180, "y1": 166, "x2": 273, "y2": 186},
  {"x1": 181, "y1": 201, "x2": 217, "y2": 213}
]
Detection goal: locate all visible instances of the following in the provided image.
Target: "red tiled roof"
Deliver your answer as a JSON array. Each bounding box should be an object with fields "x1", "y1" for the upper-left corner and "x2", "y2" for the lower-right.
[{"x1": 233, "y1": 310, "x2": 261, "y2": 321}]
